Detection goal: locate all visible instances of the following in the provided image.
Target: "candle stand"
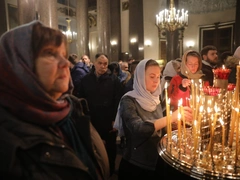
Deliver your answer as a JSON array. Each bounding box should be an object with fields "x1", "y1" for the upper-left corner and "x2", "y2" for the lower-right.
[{"x1": 159, "y1": 66, "x2": 240, "y2": 179}]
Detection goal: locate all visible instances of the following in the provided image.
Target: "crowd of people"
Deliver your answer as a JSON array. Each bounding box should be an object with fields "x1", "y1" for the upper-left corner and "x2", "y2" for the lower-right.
[{"x1": 0, "y1": 20, "x2": 239, "y2": 180}]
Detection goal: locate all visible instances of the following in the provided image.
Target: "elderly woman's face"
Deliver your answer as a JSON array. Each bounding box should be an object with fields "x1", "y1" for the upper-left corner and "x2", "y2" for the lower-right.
[{"x1": 35, "y1": 42, "x2": 70, "y2": 100}]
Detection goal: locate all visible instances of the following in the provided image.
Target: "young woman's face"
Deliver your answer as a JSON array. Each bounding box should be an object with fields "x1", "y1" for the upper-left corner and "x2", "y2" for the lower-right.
[
  {"x1": 145, "y1": 65, "x2": 161, "y2": 93},
  {"x1": 186, "y1": 56, "x2": 199, "y2": 74},
  {"x1": 35, "y1": 42, "x2": 70, "y2": 100}
]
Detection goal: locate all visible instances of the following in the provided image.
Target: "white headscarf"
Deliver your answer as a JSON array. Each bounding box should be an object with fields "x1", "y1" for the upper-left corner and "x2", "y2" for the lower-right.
[
  {"x1": 127, "y1": 59, "x2": 161, "y2": 111},
  {"x1": 114, "y1": 59, "x2": 161, "y2": 136},
  {"x1": 233, "y1": 46, "x2": 240, "y2": 59}
]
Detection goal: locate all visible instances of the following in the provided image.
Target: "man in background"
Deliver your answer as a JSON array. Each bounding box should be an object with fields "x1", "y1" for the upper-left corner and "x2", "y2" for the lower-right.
[
  {"x1": 201, "y1": 45, "x2": 218, "y2": 86},
  {"x1": 81, "y1": 54, "x2": 93, "y2": 70}
]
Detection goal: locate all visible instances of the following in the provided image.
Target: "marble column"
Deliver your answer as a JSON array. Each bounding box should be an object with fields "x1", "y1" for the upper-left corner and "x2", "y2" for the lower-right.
[
  {"x1": 129, "y1": 0, "x2": 144, "y2": 60},
  {"x1": 97, "y1": 0, "x2": 111, "y2": 56},
  {"x1": 36, "y1": 0, "x2": 58, "y2": 29},
  {"x1": 76, "y1": 0, "x2": 89, "y2": 57},
  {"x1": 0, "y1": 0, "x2": 7, "y2": 34},
  {"x1": 18, "y1": 0, "x2": 36, "y2": 25},
  {"x1": 110, "y1": 0, "x2": 121, "y2": 62},
  {"x1": 166, "y1": 31, "x2": 180, "y2": 61}
]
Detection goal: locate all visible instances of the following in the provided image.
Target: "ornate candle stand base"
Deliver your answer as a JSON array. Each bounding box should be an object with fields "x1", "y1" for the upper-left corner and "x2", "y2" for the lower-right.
[{"x1": 158, "y1": 129, "x2": 240, "y2": 179}]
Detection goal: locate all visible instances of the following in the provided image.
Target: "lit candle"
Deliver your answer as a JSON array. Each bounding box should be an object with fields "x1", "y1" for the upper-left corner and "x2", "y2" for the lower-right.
[
  {"x1": 213, "y1": 105, "x2": 218, "y2": 130},
  {"x1": 235, "y1": 108, "x2": 239, "y2": 165},
  {"x1": 180, "y1": 99, "x2": 186, "y2": 139},
  {"x1": 193, "y1": 120, "x2": 198, "y2": 157},
  {"x1": 207, "y1": 107, "x2": 213, "y2": 152},
  {"x1": 198, "y1": 105, "x2": 203, "y2": 134},
  {"x1": 165, "y1": 82, "x2": 171, "y2": 139},
  {"x1": 178, "y1": 111, "x2": 181, "y2": 148},
  {"x1": 220, "y1": 118, "x2": 225, "y2": 157}
]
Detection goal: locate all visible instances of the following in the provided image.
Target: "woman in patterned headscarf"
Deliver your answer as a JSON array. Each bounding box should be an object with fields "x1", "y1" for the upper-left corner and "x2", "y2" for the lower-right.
[
  {"x1": 168, "y1": 50, "x2": 205, "y2": 111},
  {"x1": 0, "y1": 21, "x2": 109, "y2": 179}
]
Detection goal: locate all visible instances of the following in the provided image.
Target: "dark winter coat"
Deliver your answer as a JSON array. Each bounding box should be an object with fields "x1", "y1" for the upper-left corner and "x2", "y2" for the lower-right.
[
  {"x1": 77, "y1": 68, "x2": 122, "y2": 139},
  {"x1": 0, "y1": 96, "x2": 110, "y2": 180}
]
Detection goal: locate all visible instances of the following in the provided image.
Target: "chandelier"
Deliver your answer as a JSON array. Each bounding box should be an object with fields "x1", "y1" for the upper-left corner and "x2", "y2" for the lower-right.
[
  {"x1": 156, "y1": 0, "x2": 188, "y2": 32},
  {"x1": 64, "y1": 17, "x2": 76, "y2": 43},
  {"x1": 62, "y1": 0, "x2": 77, "y2": 43}
]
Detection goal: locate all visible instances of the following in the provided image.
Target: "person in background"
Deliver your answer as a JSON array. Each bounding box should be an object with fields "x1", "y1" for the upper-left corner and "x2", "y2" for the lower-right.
[
  {"x1": 124, "y1": 60, "x2": 140, "y2": 93},
  {"x1": 168, "y1": 50, "x2": 205, "y2": 111},
  {"x1": 108, "y1": 62, "x2": 129, "y2": 86},
  {"x1": 0, "y1": 21, "x2": 109, "y2": 179},
  {"x1": 200, "y1": 45, "x2": 218, "y2": 86},
  {"x1": 70, "y1": 54, "x2": 89, "y2": 96},
  {"x1": 218, "y1": 51, "x2": 233, "y2": 67},
  {"x1": 77, "y1": 53, "x2": 122, "y2": 177},
  {"x1": 160, "y1": 58, "x2": 181, "y2": 116},
  {"x1": 114, "y1": 59, "x2": 193, "y2": 180},
  {"x1": 225, "y1": 46, "x2": 240, "y2": 84},
  {"x1": 127, "y1": 57, "x2": 135, "y2": 66},
  {"x1": 68, "y1": 53, "x2": 78, "y2": 69},
  {"x1": 120, "y1": 61, "x2": 129, "y2": 72},
  {"x1": 81, "y1": 54, "x2": 93, "y2": 70}
]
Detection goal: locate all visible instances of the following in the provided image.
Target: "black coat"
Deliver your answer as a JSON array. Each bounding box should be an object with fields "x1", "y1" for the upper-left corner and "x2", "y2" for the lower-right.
[
  {"x1": 201, "y1": 62, "x2": 215, "y2": 86},
  {"x1": 77, "y1": 69, "x2": 122, "y2": 139}
]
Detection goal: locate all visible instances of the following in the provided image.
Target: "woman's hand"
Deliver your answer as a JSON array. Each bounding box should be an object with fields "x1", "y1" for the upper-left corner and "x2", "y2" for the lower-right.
[
  {"x1": 171, "y1": 106, "x2": 193, "y2": 123},
  {"x1": 182, "y1": 78, "x2": 191, "y2": 88}
]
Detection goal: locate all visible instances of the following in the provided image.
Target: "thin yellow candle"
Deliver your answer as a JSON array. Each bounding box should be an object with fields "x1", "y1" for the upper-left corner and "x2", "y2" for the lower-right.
[
  {"x1": 229, "y1": 108, "x2": 236, "y2": 147},
  {"x1": 207, "y1": 107, "x2": 213, "y2": 152},
  {"x1": 213, "y1": 105, "x2": 218, "y2": 131},
  {"x1": 193, "y1": 120, "x2": 198, "y2": 156},
  {"x1": 197, "y1": 105, "x2": 203, "y2": 135},
  {"x1": 194, "y1": 96, "x2": 200, "y2": 121},
  {"x1": 220, "y1": 118, "x2": 225, "y2": 157},
  {"x1": 180, "y1": 99, "x2": 186, "y2": 139},
  {"x1": 178, "y1": 112, "x2": 182, "y2": 148},
  {"x1": 165, "y1": 82, "x2": 170, "y2": 139},
  {"x1": 235, "y1": 108, "x2": 239, "y2": 165}
]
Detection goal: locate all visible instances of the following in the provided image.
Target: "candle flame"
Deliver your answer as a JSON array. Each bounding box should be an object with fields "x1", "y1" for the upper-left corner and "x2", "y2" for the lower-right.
[
  {"x1": 178, "y1": 98, "x2": 183, "y2": 106},
  {"x1": 219, "y1": 118, "x2": 224, "y2": 126},
  {"x1": 178, "y1": 113, "x2": 181, "y2": 119},
  {"x1": 214, "y1": 105, "x2": 218, "y2": 113},
  {"x1": 199, "y1": 105, "x2": 203, "y2": 112},
  {"x1": 164, "y1": 82, "x2": 168, "y2": 89},
  {"x1": 194, "y1": 120, "x2": 197, "y2": 126}
]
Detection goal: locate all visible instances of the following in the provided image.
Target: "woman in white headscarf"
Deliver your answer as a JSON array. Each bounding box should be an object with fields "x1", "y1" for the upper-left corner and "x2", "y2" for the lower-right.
[{"x1": 114, "y1": 59, "x2": 193, "y2": 180}]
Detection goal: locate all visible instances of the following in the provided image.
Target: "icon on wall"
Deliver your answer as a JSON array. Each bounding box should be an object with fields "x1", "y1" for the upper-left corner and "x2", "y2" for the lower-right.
[{"x1": 122, "y1": 1, "x2": 129, "y2": 11}]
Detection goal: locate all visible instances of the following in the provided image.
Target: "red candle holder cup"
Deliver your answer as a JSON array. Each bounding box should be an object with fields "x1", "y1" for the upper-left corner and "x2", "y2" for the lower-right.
[
  {"x1": 203, "y1": 86, "x2": 221, "y2": 96},
  {"x1": 212, "y1": 68, "x2": 231, "y2": 80},
  {"x1": 227, "y1": 83, "x2": 236, "y2": 91}
]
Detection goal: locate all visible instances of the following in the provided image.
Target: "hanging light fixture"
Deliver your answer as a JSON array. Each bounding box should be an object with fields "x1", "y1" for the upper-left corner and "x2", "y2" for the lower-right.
[
  {"x1": 156, "y1": 0, "x2": 188, "y2": 32},
  {"x1": 63, "y1": 0, "x2": 75, "y2": 43},
  {"x1": 65, "y1": 17, "x2": 73, "y2": 43}
]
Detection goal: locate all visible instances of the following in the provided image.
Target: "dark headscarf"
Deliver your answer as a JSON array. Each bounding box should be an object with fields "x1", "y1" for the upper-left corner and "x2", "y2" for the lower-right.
[{"x1": 0, "y1": 20, "x2": 72, "y2": 125}]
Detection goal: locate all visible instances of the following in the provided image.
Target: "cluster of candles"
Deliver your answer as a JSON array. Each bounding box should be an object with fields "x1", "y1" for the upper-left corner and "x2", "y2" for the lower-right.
[
  {"x1": 163, "y1": 63, "x2": 240, "y2": 176},
  {"x1": 212, "y1": 65, "x2": 231, "y2": 80},
  {"x1": 203, "y1": 86, "x2": 220, "y2": 96}
]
